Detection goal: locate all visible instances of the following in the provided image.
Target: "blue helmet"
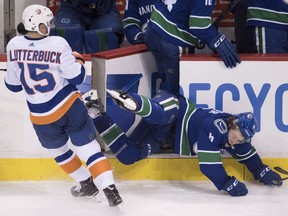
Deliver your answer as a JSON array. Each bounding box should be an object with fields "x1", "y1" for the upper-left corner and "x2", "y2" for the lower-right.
[{"x1": 234, "y1": 112, "x2": 259, "y2": 140}]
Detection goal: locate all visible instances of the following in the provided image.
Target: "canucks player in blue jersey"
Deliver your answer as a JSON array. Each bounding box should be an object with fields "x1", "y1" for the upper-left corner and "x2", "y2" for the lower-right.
[
  {"x1": 84, "y1": 89, "x2": 282, "y2": 197},
  {"x1": 55, "y1": 0, "x2": 124, "y2": 54},
  {"x1": 122, "y1": 0, "x2": 157, "y2": 45},
  {"x1": 142, "y1": 0, "x2": 241, "y2": 96},
  {"x1": 246, "y1": 0, "x2": 288, "y2": 53}
]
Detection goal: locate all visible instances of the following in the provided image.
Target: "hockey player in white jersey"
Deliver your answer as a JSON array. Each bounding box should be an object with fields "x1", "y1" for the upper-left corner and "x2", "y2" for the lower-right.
[{"x1": 4, "y1": 4, "x2": 122, "y2": 207}]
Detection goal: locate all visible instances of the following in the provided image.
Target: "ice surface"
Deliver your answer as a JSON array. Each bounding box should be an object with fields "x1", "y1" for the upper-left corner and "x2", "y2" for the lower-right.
[{"x1": 0, "y1": 180, "x2": 287, "y2": 216}]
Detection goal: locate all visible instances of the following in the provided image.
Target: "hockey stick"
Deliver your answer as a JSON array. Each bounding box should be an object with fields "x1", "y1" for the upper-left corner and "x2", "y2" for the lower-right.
[
  {"x1": 274, "y1": 166, "x2": 288, "y2": 181},
  {"x1": 196, "y1": 0, "x2": 241, "y2": 49},
  {"x1": 274, "y1": 166, "x2": 288, "y2": 175},
  {"x1": 213, "y1": 0, "x2": 241, "y2": 28}
]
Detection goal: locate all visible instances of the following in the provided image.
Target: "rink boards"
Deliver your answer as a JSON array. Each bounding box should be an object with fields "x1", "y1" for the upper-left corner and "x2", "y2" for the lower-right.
[
  {"x1": 0, "y1": 46, "x2": 288, "y2": 181},
  {"x1": 0, "y1": 157, "x2": 286, "y2": 181}
]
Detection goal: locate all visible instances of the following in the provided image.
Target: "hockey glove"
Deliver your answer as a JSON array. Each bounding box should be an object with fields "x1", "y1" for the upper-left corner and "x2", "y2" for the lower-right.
[
  {"x1": 73, "y1": 51, "x2": 85, "y2": 65},
  {"x1": 222, "y1": 176, "x2": 248, "y2": 197},
  {"x1": 254, "y1": 164, "x2": 283, "y2": 187},
  {"x1": 208, "y1": 34, "x2": 241, "y2": 68}
]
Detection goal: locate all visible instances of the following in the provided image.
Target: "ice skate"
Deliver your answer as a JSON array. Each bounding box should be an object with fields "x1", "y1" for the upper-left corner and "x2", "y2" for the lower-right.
[
  {"x1": 103, "y1": 184, "x2": 123, "y2": 207},
  {"x1": 82, "y1": 89, "x2": 106, "y2": 118},
  {"x1": 106, "y1": 89, "x2": 138, "y2": 111},
  {"x1": 86, "y1": 98, "x2": 106, "y2": 118},
  {"x1": 71, "y1": 176, "x2": 99, "y2": 198},
  {"x1": 82, "y1": 89, "x2": 98, "y2": 102}
]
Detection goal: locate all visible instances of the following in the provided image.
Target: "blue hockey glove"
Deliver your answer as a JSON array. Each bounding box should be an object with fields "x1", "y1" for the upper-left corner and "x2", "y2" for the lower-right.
[
  {"x1": 208, "y1": 34, "x2": 241, "y2": 68},
  {"x1": 222, "y1": 176, "x2": 248, "y2": 197},
  {"x1": 254, "y1": 165, "x2": 283, "y2": 187}
]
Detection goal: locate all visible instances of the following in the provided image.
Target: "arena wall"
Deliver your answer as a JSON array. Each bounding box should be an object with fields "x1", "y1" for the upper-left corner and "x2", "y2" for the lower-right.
[{"x1": 0, "y1": 45, "x2": 287, "y2": 181}]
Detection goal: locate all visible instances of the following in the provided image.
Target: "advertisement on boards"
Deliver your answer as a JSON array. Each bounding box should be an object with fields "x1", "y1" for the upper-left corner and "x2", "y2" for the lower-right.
[{"x1": 180, "y1": 57, "x2": 288, "y2": 157}]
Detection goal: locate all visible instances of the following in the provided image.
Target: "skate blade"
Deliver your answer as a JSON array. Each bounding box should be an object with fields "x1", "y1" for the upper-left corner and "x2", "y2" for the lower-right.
[
  {"x1": 115, "y1": 203, "x2": 125, "y2": 214},
  {"x1": 77, "y1": 194, "x2": 101, "y2": 203}
]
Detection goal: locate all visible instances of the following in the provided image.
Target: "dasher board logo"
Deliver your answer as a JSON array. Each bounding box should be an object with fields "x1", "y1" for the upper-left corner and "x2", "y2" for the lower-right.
[{"x1": 283, "y1": 0, "x2": 288, "y2": 5}]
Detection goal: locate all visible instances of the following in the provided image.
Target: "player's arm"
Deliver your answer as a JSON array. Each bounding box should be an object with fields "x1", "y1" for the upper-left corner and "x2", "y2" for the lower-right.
[
  {"x1": 189, "y1": 1, "x2": 240, "y2": 68},
  {"x1": 197, "y1": 123, "x2": 247, "y2": 196},
  {"x1": 226, "y1": 143, "x2": 283, "y2": 187},
  {"x1": 58, "y1": 37, "x2": 86, "y2": 85},
  {"x1": 122, "y1": 0, "x2": 145, "y2": 45},
  {"x1": 5, "y1": 62, "x2": 23, "y2": 92},
  {"x1": 4, "y1": 41, "x2": 23, "y2": 92}
]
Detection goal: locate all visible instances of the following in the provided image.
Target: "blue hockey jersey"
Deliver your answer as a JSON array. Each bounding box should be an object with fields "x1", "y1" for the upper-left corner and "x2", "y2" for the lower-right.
[
  {"x1": 174, "y1": 97, "x2": 263, "y2": 190},
  {"x1": 123, "y1": 0, "x2": 157, "y2": 45},
  {"x1": 246, "y1": 0, "x2": 288, "y2": 30},
  {"x1": 64, "y1": 0, "x2": 114, "y2": 15},
  {"x1": 148, "y1": 0, "x2": 219, "y2": 47}
]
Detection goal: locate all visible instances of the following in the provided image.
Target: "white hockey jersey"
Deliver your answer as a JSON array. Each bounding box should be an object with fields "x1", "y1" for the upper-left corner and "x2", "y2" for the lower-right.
[{"x1": 4, "y1": 35, "x2": 86, "y2": 125}]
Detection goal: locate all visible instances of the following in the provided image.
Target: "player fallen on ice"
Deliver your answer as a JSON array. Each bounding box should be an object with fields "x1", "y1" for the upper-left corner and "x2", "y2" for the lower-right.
[{"x1": 83, "y1": 89, "x2": 283, "y2": 197}]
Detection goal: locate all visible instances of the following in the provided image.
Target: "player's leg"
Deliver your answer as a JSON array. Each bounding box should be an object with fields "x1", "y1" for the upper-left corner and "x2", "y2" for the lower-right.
[
  {"x1": 254, "y1": 26, "x2": 288, "y2": 53},
  {"x1": 33, "y1": 120, "x2": 99, "y2": 198},
  {"x1": 145, "y1": 27, "x2": 182, "y2": 96},
  {"x1": 107, "y1": 89, "x2": 179, "y2": 125},
  {"x1": 46, "y1": 143, "x2": 99, "y2": 198},
  {"x1": 67, "y1": 98, "x2": 122, "y2": 206},
  {"x1": 103, "y1": 90, "x2": 179, "y2": 152},
  {"x1": 92, "y1": 110, "x2": 160, "y2": 164},
  {"x1": 54, "y1": 2, "x2": 85, "y2": 53},
  {"x1": 84, "y1": 5, "x2": 124, "y2": 53},
  {"x1": 82, "y1": 91, "x2": 164, "y2": 163},
  {"x1": 145, "y1": 27, "x2": 166, "y2": 92}
]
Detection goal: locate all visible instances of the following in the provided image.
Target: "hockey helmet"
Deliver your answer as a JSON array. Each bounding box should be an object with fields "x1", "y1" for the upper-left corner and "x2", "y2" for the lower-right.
[
  {"x1": 22, "y1": 4, "x2": 53, "y2": 36},
  {"x1": 234, "y1": 112, "x2": 259, "y2": 140}
]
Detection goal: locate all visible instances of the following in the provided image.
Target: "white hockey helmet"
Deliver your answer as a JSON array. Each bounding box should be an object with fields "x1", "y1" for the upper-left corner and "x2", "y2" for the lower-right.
[{"x1": 22, "y1": 4, "x2": 53, "y2": 36}]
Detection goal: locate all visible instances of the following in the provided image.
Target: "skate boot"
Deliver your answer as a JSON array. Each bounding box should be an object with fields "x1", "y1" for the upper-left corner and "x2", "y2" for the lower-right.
[
  {"x1": 71, "y1": 176, "x2": 99, "y2": 197},
  {"x1": 82, "y1": 89, "x2": 98, "y2": 102},
  {"x1": 106, "y1": 89, "x2": 138, "y2": 111},
  {"x1": 82, "y1": 89, "x2": 105, "y2": 118},
  {"x1": 85, "y1": 97, "x2": 106, "y2": 119},
  {"x1": 103, "y1": 184, "x2": 123, "y2": 207}
]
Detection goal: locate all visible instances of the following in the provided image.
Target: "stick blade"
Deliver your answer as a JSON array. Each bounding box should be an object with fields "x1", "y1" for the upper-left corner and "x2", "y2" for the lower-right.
[{"x1": 274, "y1": 166, "x2": 288, "y2": 175}]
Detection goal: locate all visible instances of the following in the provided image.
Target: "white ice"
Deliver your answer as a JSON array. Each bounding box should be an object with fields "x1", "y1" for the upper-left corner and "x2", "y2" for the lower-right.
[{"x1": 0, "y1": 180, "x2": 287, "y2": 216}]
